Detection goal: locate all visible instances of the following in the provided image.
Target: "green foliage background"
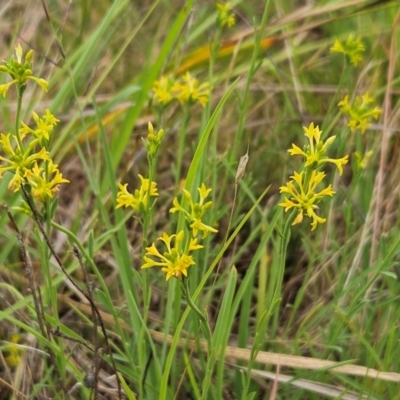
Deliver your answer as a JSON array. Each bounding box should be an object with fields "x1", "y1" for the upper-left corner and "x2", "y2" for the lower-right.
[{"x1": 0, "y1": 1, "x2": 399, "y2": 399}]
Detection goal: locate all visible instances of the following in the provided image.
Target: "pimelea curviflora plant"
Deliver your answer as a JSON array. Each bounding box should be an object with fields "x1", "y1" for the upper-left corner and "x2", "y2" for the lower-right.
[
  {"x1": 0, "y1": 45, "x2": 68, "y2": 206},
  {"x1": 330, "y1": 34, "x2": 365, "y2": 67},
  {"x1": 0, "y1": 45, "x2": 123, "y2": 398},
  {"x1": 279, "y1": 122, "x2": 348, "y2": 231},
  {"x1": 116, "y1": 120, "x2": 218, "y2": 394}
]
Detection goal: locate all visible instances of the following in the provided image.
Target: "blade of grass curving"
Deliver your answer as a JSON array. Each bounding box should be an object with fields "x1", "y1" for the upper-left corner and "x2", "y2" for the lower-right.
[
  {"x1": 233, "y1": 209, "x2": 281, "y2": 396},
  {"x1": 49, "y1": 0, "x2": 129, "y2": 113},
  {"x1": 85, "y1": 1, "x2": 159, "y2": 103},
  {"x1": 213, "y1": 267, "x2": 238, "y2": 398},
  {"x1": 180, "y1": 77, "x2": 240, "y2": 208},
  {"x1": 118, "y1": 373, "x2": 137, "y2": 400},
  {"x1": 111, "y1": 0, "x2": 194, "y2": 169},
  {"x1": 52, "y1": 1, "x2": 159, "y2": 163}
]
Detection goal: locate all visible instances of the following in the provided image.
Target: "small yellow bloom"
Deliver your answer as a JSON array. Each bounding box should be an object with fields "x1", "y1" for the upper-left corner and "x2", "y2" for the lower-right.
[
  {"x1": 0, "y1": 44, "x2": 48, "y2": 96},
  {"x1": 0, "y1": 133, "x2": 50, "y2": 190},
  {"x1": 5, "y1": 334, "x2": 22, "y2": 368},
  {"x1": 142, "y1": 231, "x2": 203, "y2": 281},
  {"x1": 354, "y1": 150, "x2": 373, "y2": 170},
  {"x1": 24, "y1": 160, "x2": 69, "y2": 202},
  {"x1": 20, "y1": 109, "x2": 60, "y2": 143},
  {"x1": 170, "y1": 183, "x2": 218, "y2": 238},
  {"x1": 217, "y1": 2, "x2": 236, "y2": 28},
  {"x1": 152, "y1": 75, "x2": 175, "y2": 105},
  {"x1": 0, "y1": 80, "x2": 18, "y2": 97},
  {"x1": 279, "y1": 170, "x2": 335, "y2": 231},
  {"x1": 172, "y1": 72, "x2": 210, "y2": 107},
  {"x1": 338, "y1": 93, "x2": 381, "y2": 134},
  {"x1": 144, "y1": 122, "x2": 164, "y2": 158},
  {"x1": 116, "y1": 174, "x2": 158, "y2": 213},
  {"x1": 288, "y1": 122, "x2": 349, "y2": 175},
  {"x1": 330, "y1": 35, "x2": 365, "y2": 66}
]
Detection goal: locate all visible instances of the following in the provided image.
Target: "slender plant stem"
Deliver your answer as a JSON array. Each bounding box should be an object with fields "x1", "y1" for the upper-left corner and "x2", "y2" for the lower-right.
[
  {"x1": 182, "y1": 278, "x2": 212, "y2": 350},
  {"x1": 274, "y1": 209, "x2": 297, "y2": 304},
  {"x1": 14, "y1": 85, "x2": 24, "y2": 149},
  {"x1": 175, "y1": 105, "x2": 191, "y2": 192}
]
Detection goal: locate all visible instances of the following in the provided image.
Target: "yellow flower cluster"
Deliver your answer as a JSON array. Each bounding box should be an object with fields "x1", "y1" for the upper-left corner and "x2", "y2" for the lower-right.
[
  {"x1": 330, "y1": 35, "x2": 365, "y2": 67},
  {"x1": 4, "y1": 334, "x2": 22, "y2": 368},
  {"x1": 279, "y1": 123, "x2": 348, "y2": 231},
  {"x1": 116, "y1": 174, "x2": 159, "y2": 214},
  {"x1": 143, "y1": 122, "x2": 164, "y2": 159},
  {"x1": 142, "y1": 231, "x2": 203, "y2": 281},
  {"x1": 338, "y1": 93, "x2": 381, "y2": 134},
  {"x1": 0, "y1": 112, "x2": 68, "y2": 201},
  {"x1": 152, "y1": 72, "x2": 210, "y2": 108},
  {"x1": 116, "y1": 123, "x2": 163, "y2": 214},
  {"x1": 0, "y1": 46, "x2": 69, "y2": 203},
  {"x1": 0, "y1": 44, "x2": 48, "y2": 96},
  {"x1": 20, "y1": 109, "x2": 59, "y2": 143},
  {"x1": 216, "y1": 2, "x2": 236, "y2": 28},
  {"x1": 288, "y1": 123, "x2": 348, "y2": 175},
  {"x1": 142, "y1": 184, "x2": 217, "y2": 281},
  {"x1": 354, "y1": 150, "x2": 373, "y2": 171},
  {"x1": 170, "y1": 183, "x2": 218, "y2": 238}
]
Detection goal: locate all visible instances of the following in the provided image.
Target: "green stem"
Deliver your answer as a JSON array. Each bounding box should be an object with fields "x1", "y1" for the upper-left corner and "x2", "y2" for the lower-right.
[
  {"x1": 50, "y1": 221, "x2": 100, "y2": 273},
  {"x1": 182, "y1": 278, "x2": 214, "y2": 398},
  {"x1": 182, "y1": 278, "x2": 212, "y2": 352},
  {"x1": 273, "y1": 209, "x2": 297, "y2": 306},
  {"x1": 175, "y1": 105, "x2": 191, "y2": 192},
  {"x1": 14, "y1": 85, "x2": 25, "y2": 150}
]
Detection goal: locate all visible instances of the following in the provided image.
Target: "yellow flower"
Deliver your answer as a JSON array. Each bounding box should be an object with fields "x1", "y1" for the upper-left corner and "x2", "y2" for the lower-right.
[
  {"x1": 354, "y1": 150, "x2": 373, "y2": 170},
  {"x1": 217, "y1": 2, "x2": 236, "y2": 28},
  {"x1": 116, "y1": 174, "x2": 158, "y2": 213},
  {"x1": 279, "y1": 170, "x2": 335, "y2": 231},
  {"x1": 144, "y1": 122, "x2": 164, "y2": 158},
  {"x1": 0, "y1": 44, "x2": 48, "y2": 96},
  {"x1": 288, "y1": 122, "x2": 349, "y2": 175},
  {"x1": 142, "y1": 231, "x2": 203, "y2": 281},
  {"x1": 338, "y1": 93, "x2": 381, "y2": 134},
  {"x1": 0, "y1": 133, "x2": 50, "y2": 191},
  {"x1": 170, "y1": 183, "x2": 218, "y2": 238},
  {"x1": 330, "y1": 35, "x2": 365, "y2": 66},
  {"x1": 171, "y1": 72, "x2": 210, "y2": 107},
  {"x1": 5, "y1": 334, "x2": 22, "y2": 368},
  {"x1": 24, "y1": 160, "x2": 69, "y2": 202},
  {"x1": 152, "y1": 75, "x2": 175, "y2": 105},
  {"x1": 20, "y1": 109, "x2": 60, "y2": 143}
]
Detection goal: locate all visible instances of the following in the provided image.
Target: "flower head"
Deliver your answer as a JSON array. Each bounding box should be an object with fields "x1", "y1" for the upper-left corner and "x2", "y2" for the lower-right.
[
  {"x1": 354, "y1": 150, "x2": 373, "y2": 171},
  {"x1": 20, "y1": 109, "x2": 60, "y2": 144},
  {"x1": 0, "y1": 44, "x2": 48, "y2": 96},
  {"x1": 24, "y1": 160, "x2": 69, "y2": 202},
  {"x1": 152, "y1": 75, "x2": 175, "y2": 106},
  {"x1": 5, "y1": 334, "x2": 22, "y2": 368},
  {"x1": 171, "y1": 72, "x2": 210, "y2": 107},
  {"x1": 279, "y1": 170, "x2": 335, "y2": 231},
  {"x1": 338, "y1": 93, "x2": 381, "y2": 134},
  {"x1": 330, "y1": 35, "x2": 365, "y2": 66},
  {"x1": 0, "y1": 133, "x2": 50, "y2": 191},
  {"x1": 142, "y1": 231, "x2": 203, "y2": 281},
  {"x1": 143, "y1": 122, "x2": 164, "y2": 158},
  {"x1": 288, "y1": 122, "x2": 348, "y2": 175},
  {"x1": 116, "y1": 174, "x2": 158, "y2": 214},
  {"x1": 170, "y1": 183, "x2": 218, "y2": 238},
  {"x1": 217, "y1": 2, "x2": 236, "y2": 28}
]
